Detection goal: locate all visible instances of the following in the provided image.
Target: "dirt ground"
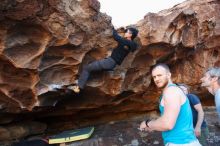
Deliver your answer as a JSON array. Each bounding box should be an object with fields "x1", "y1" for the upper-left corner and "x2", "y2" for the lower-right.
[
  {"x1": 2, "y1": 107, "x2": 219, "y2": 146},
  {"x1": 66, "y1": 107, "x2": 220, "y2": 146}
]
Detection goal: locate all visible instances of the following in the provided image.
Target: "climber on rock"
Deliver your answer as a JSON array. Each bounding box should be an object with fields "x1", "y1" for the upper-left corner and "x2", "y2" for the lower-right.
[{"x1": 67, "y1": 27, "x2": 139, "y2": 93}]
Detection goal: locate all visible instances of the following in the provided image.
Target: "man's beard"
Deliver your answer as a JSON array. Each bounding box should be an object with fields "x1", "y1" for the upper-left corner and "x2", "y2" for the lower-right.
[
  {"x1": 157, "y1": 80, "x2": 169, "y2": 89},
  {"x1": 207, "y1": 87, "x2": 214, "y2": 95}
]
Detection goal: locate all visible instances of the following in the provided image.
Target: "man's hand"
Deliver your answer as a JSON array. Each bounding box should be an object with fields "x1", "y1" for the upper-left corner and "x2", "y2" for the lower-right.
[
  {"x1": 139, "y1": 121, "x2": 153, "y2": 132},
  {"x1": 194, "y1": 126, "x2": 201, "y2": 137},
  {"x1": 116, "y1": 27, "x2": 125, "y2": 33},
  {"x1": 139, "y1": 121, "x2": 147, "y2": 131}
]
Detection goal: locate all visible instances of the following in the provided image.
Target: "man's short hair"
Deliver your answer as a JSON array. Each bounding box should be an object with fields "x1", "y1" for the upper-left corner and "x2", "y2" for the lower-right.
[
  {"x1": 126, "y1": 27, "x2": 138, "y2": 40},
  {"x1": 206, "y1": 67, "x2": 220, "y2": 85},
  {"x1": 152, "y1": 63, "x2": 170, "y2": 73}
]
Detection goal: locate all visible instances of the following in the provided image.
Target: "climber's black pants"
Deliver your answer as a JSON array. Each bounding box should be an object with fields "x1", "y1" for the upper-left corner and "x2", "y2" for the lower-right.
[{"x1": 78, "y1": 57, "x2": 116, "y2": 89}]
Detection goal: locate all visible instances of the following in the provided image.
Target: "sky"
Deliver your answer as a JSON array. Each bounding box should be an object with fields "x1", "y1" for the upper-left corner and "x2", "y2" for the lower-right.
[{"x1": 99, "y1": 0, "x2": 186, "y2": 28}]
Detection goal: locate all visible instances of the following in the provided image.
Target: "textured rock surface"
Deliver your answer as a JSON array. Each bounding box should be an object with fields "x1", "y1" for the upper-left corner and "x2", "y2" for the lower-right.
[
  {"x1": 0, "y1": 0, "x2": 114, "y2": 111},
  {"x1": 0, "y1": 0, "x2": 220, "y2": 142},
  {"x1": 136, "y1": 0, "x2": 220, "y2": 93},
  {"x1": 0, "y1": 121, "x2": 46, "y2": 141}
]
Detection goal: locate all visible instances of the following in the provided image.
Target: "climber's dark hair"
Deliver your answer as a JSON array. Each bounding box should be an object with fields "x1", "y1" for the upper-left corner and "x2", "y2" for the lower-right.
[{"x1": 125, "y1": 27, "x2": 139, "y2": 40}]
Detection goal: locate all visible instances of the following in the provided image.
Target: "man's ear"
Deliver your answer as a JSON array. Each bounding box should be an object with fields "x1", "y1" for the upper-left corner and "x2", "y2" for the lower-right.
[{"x1": 167, "y1": 72, "x2": 171, "y2": 78}]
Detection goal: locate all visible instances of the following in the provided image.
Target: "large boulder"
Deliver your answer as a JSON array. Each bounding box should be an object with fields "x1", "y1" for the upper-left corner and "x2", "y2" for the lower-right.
[{"x1": 0, "y1": 0, "x2": 219, "y2": 141}]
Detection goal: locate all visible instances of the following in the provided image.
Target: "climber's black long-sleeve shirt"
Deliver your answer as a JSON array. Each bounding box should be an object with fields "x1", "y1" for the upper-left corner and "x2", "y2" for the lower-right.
[{"x1": 110, "y1": 29, "x2": 138, "y2": 65}]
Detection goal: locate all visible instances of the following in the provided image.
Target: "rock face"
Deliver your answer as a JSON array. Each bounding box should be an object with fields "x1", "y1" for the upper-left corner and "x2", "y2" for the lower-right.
[
  {"x1": 0, "y1": 0, "x2": 220, "y2": 141},
  {"x1": 0, "y1": 0, "x2": 114, "y2": 111},
  {"x1": 137, "y1": 0, "x2": 220, "y2": 89}
]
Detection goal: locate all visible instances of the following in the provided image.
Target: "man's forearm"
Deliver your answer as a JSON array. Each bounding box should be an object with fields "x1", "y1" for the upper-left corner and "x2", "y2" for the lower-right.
[
  {"x1": 112, "y1": 29, "x2": 133, "y2": 46},
  {"x1": 148, "y1": 116, "x2": 172, "y2": 131},
  {"x1": 112, "y1": 29, "x2": 122, "y2": 42},
  {"x1": 195, "y1": 111, "x2": 204, "y2": 129}
]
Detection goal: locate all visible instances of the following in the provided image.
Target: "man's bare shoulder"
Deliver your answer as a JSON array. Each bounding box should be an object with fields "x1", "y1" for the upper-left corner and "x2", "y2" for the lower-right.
[
  {"x1": 164, "y1": 86, "x2": 181, "y2": 93},
  {"x1": 163, "y1": 86, "x2": 183, "y2": 98}
]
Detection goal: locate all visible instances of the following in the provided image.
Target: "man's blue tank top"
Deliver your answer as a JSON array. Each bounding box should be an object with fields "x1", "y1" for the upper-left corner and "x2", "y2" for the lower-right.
[{"x1": 159, "y1": 84, "x2": 196, "y2": 144}]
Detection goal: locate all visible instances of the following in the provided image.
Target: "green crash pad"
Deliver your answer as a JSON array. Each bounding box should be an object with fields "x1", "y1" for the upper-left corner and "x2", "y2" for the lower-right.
[{"x1": 48, "y1": 127, "x2": 94, "y2": 144}]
